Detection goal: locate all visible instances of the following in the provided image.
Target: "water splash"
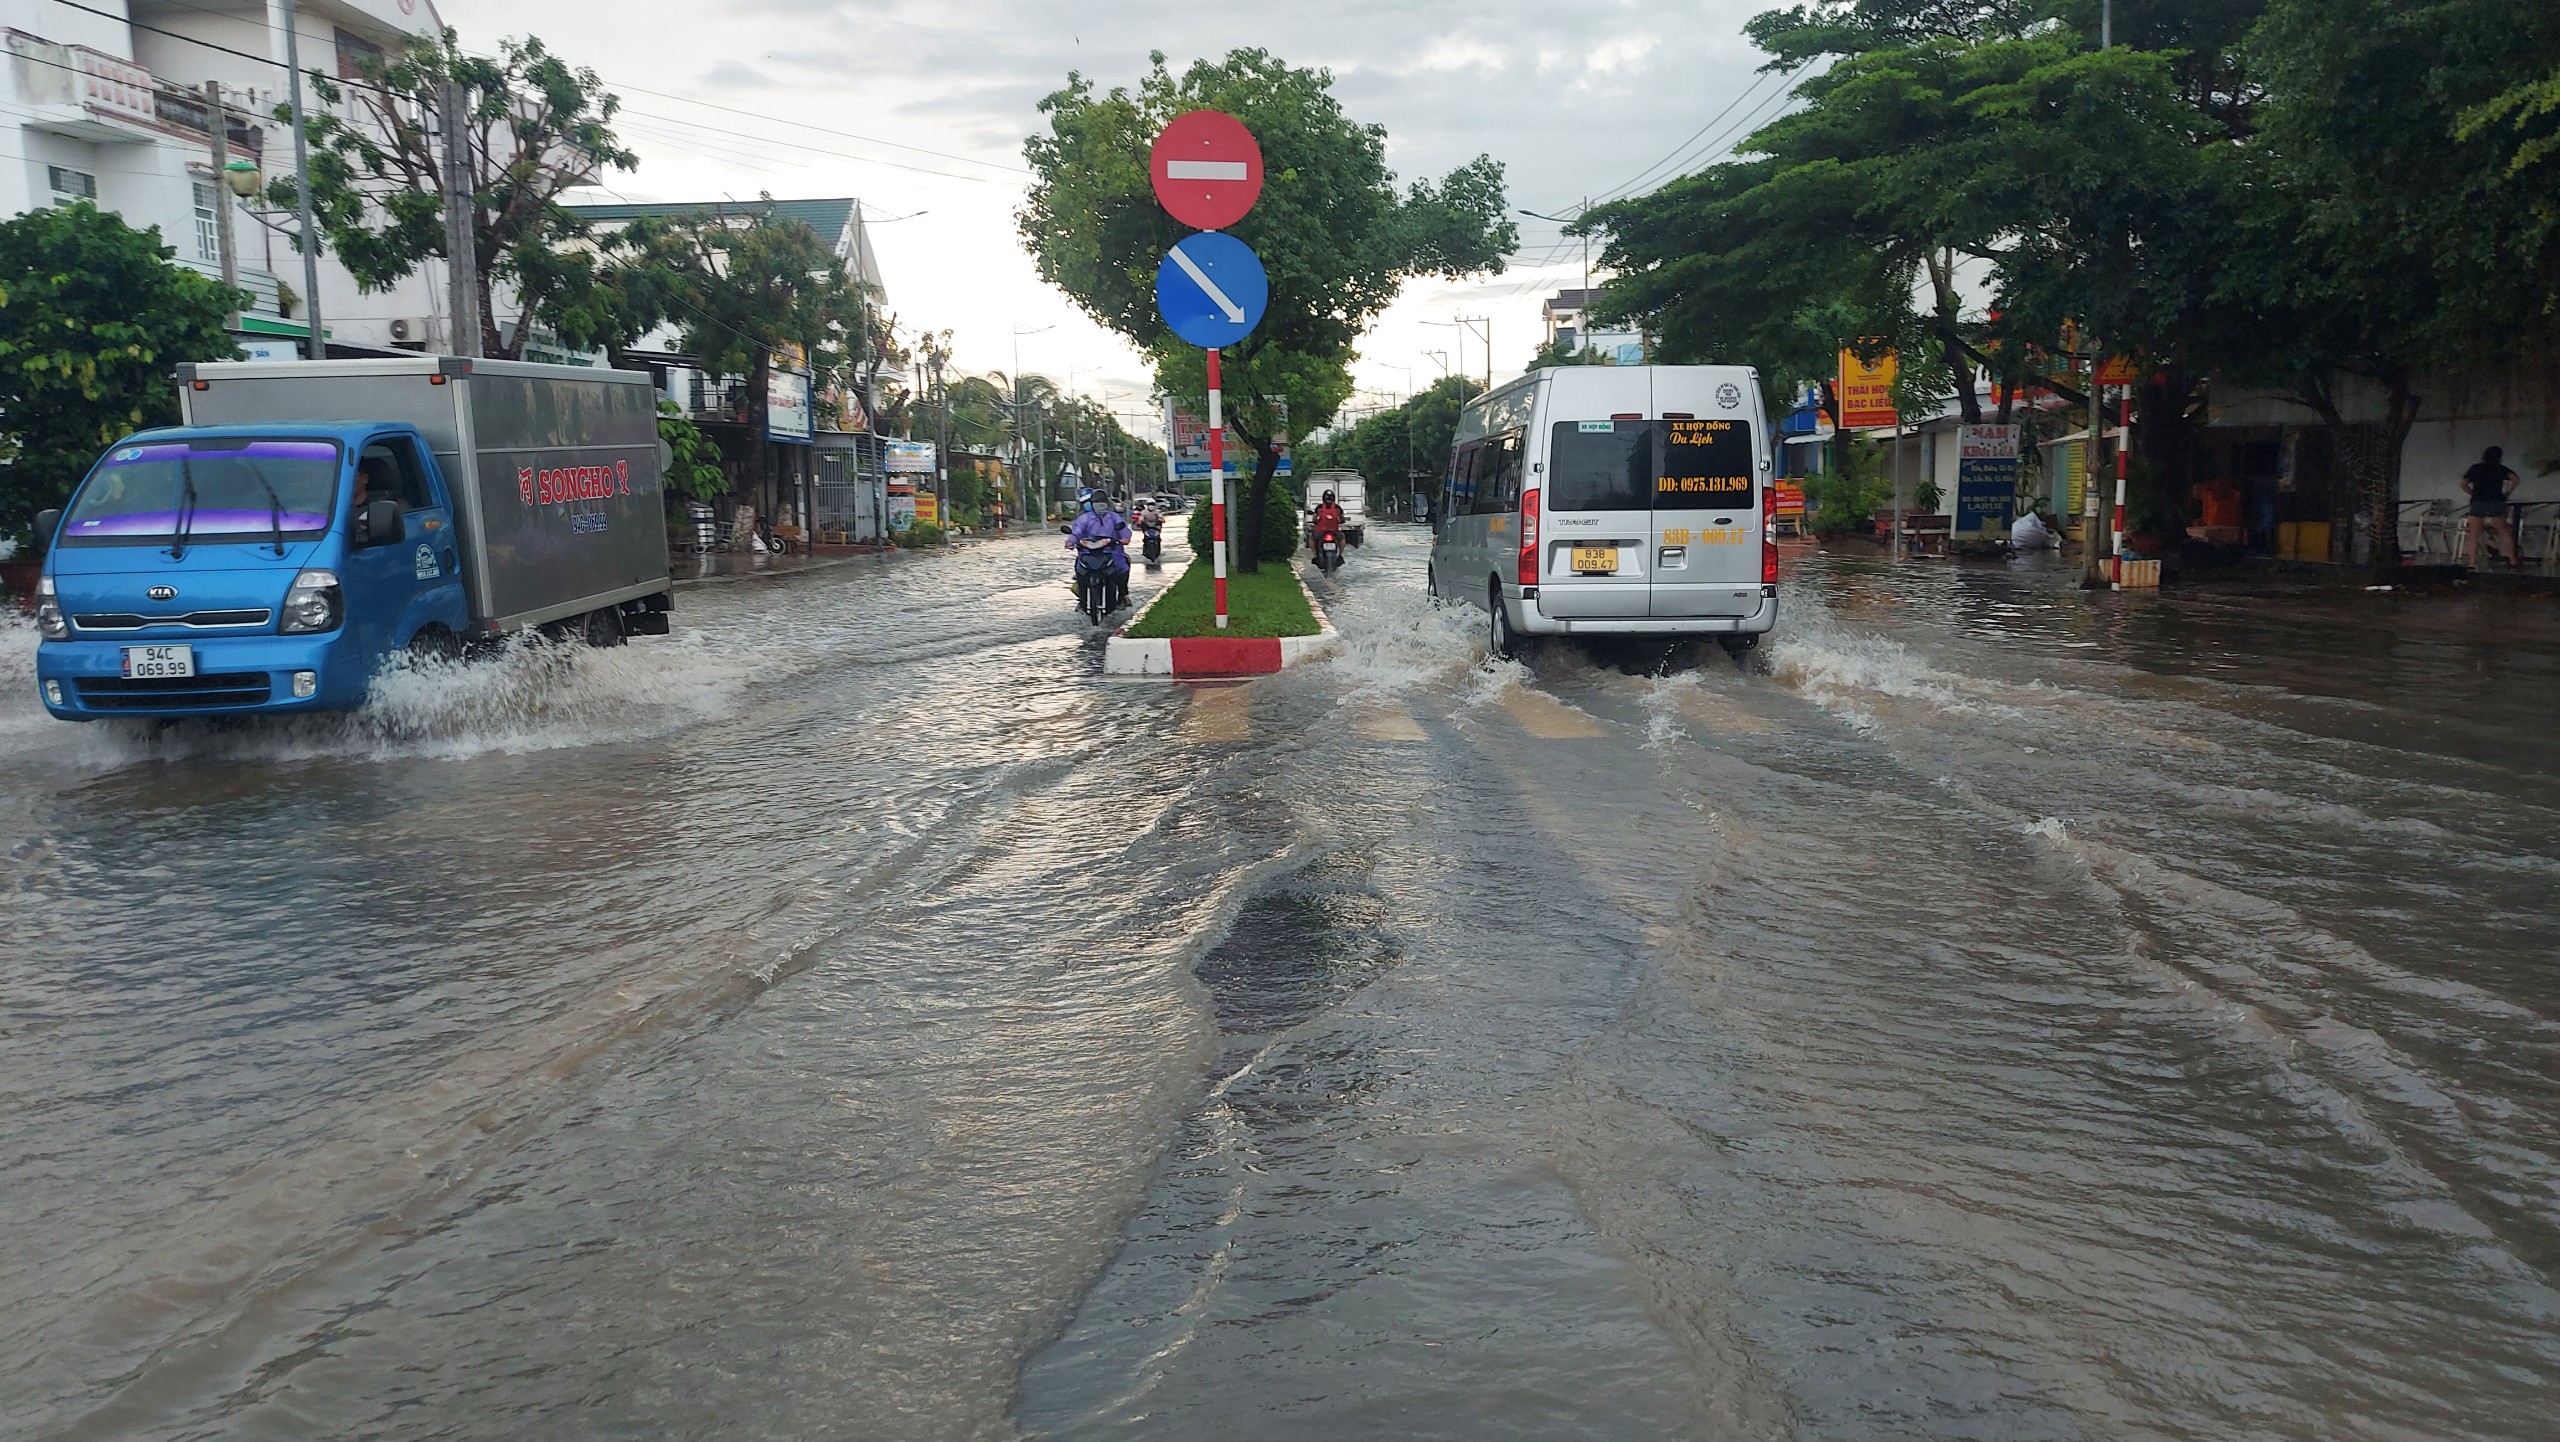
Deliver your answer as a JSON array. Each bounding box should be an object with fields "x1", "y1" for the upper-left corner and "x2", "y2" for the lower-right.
[{"x1": 3, "y1": 624, "x2": 774, "y2": 772}]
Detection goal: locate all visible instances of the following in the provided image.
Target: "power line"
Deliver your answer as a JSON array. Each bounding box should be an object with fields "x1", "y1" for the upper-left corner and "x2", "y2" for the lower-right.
[{"x1": 1582, "y1": 66, "x2": 1781, "y2": 208}]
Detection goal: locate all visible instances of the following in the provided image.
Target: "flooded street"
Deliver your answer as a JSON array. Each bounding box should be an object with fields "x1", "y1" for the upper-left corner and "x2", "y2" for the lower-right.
[{"x1": 4, "y1": 528, "x2": 2556, "y2": 1440}]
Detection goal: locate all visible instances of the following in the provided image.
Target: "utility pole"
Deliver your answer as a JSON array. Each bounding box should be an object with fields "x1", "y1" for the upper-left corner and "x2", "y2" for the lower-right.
[
  {"x1": 931, "y1": 351, "x2": 951, "y2": 543},
  {"x1": 203, "y1": 81, "x2": 240, "y2": 332},
  {"x1": 2081, "y1": 0, "x2": 2113, "y2": 587},
  {"x1": 280, "y1": 0, "x2": 325, "y2": 361},
  {"x1": 439, "y1": 80, "x2": 480, "y2": 358}
]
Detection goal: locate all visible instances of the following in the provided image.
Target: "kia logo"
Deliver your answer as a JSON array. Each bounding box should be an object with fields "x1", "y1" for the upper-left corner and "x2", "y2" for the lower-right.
[{"x1": 147, "y1": 585, "x2": 177, "y2": 601}]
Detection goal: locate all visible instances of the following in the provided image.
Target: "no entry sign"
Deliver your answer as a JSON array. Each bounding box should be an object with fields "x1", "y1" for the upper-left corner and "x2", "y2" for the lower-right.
[{"x1": 1150, "y1": 109, "x2": 1263, "y2": 231}]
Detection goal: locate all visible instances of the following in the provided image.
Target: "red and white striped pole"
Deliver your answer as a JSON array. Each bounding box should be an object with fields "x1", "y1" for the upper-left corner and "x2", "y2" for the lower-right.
[
  {"x1": 2109, "y1": 387, "x2": 2130, "y2": 587},
  {"x1": 1206, "y1": 346, "x2": 1229, "y2": 628}
]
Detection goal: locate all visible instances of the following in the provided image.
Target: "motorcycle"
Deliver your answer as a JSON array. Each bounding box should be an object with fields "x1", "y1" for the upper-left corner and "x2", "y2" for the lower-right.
[
  {"x1": 1072, "y1": 538, "x2": 1119, "y2": 625},
  {"x1": 1141, "y1": 523, "x2": 1163, "y2": 566},
  {"x1": 1312, "y1": 528, "x2": 1344, "y2": 576}
]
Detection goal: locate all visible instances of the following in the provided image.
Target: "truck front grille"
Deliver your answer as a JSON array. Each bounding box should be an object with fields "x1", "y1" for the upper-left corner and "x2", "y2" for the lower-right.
[
  {"x1": 73, "y1": 609, "x2": 273, "y2": 631},
  {"x1": 74, "y1": 672, "x2": 274, "y2": 710}
]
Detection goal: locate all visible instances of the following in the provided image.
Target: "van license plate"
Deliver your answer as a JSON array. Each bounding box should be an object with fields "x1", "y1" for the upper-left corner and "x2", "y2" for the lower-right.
[
  {"x1": 1570, "y1": 546, "x2": 1619, "y2": 575},
  {"x1": 122, "y1": 644, "x2": 194, "y2": 679}
]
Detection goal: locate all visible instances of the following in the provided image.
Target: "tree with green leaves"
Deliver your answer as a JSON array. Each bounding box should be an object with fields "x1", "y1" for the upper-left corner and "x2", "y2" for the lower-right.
[
  {"x1": 657, "y1": 402, "x2": 726, "y2": 503},
  {"x1": 0, "y1": 203, "x2": 239, "y2": 545},
  {"x1": 615, "y1": 205, "x2": 860, "y2": 512},
  {"x1": 288, "y1": 31, "x2": 636, "y2": 359},
  {"x1": 1302, "y1": 374, "x2": 1485, "y2": 512},
  {"x1": 2240, "y1": 0, "x2": 2560, "y2": 565},
  {"x1": 1019, "y1": 48, "x2": 1515, "y2": 569}
]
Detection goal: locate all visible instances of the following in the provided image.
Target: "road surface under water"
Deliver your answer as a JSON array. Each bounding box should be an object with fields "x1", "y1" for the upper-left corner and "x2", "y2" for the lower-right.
[{"x1": 2, "y1": 528, "x2": 2554, "y2": 1440}]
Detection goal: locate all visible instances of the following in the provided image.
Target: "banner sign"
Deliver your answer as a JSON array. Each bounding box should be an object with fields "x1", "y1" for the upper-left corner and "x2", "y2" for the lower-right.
[
  {"x1": 767, "y1": 370, "x2": 813, "y2": 444},
  {"x1": 1168, "y1": 406, "x2": 1287, "y2": 477},
  {"x1": 1837, "y1": 347, "x2": 1898, "y2": 429},
  {"x1": 883, "y1": 439, "x2": 937, "y2": 476},
  {"x1": 912, "y1": 490, "x2": 938, "y2": 525},
  {"x1": 887, "y1": 485, "x2": 916, "y2": 529},
  {"x1": 1774, "y1": 481, "x2": 1807, "y2": 517},
  {"x1": 1955, "y1": 423, "x2": 2020, "y2": 534}
]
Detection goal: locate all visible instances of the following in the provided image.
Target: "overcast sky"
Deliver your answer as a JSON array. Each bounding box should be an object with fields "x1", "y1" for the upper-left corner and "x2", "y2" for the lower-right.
[{"x1": 442, "y1": 0, "x2": 1785, "y2": 436}]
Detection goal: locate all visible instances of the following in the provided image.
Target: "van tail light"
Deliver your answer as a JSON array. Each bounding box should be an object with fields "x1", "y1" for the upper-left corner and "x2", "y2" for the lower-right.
[
  {"x1": 1519, "y1": 488, "x2": 1540, "y2": 585},
  {"x1": 1762, "y1": 488, "x2": 1779, "y2": 584}
]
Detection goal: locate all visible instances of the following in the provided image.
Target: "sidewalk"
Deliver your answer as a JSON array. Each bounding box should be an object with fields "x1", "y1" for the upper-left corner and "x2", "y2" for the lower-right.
[{"x1": 670, "y1": 547, "x2": 888, "y2": 587}]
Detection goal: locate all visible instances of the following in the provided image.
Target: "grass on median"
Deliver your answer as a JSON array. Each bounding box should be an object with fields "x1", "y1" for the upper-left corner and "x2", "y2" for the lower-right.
[{"x1": 1125, "y1": 557, "x2": 1320, "y2": 639}]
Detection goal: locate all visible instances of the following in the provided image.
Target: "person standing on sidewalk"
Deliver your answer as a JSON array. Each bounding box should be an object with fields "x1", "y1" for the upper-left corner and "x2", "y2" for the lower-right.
[{"x1": 2463, "y1": 446, "x2": 2521, "y2": 568}]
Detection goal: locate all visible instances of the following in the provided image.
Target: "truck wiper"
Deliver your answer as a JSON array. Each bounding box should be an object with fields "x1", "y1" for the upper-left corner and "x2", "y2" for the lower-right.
[
  {"x1": 168, "y1": 457, "x2": 200, "y2": 560},
  {"x1": 249, "y1": 467, "x2": 289, "y2": 557}
]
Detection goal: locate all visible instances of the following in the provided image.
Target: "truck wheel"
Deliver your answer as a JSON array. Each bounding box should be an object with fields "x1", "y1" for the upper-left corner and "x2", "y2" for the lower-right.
[
  {"x1": 1488, "y1": 579, "x2": 1515, "y2": 661},
  {"x1": 406, "y1": 626, "x2": 463, "y2": 663},
  {"x1": 582, "y1": 608, "x2": 627, "y2": 648}
]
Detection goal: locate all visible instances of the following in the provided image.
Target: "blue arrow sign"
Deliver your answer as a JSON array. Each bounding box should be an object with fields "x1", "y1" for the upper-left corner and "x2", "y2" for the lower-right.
[{"x1": 1155, "y1": 232, "x2": 1268, "y2": 349}]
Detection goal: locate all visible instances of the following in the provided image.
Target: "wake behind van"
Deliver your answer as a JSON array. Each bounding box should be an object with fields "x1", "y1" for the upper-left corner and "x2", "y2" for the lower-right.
[{"x1": 1428, "y1": 365, "x2": 1776, "y2": 658}]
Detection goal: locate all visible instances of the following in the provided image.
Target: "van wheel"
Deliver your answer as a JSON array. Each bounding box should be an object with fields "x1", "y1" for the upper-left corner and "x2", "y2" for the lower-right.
[
  {"x1": 1487, "y1": 580, "x2": 1515, "y2": 661},
  {"x1": 582, "y1": 607, "x2": 627, "y2": 648}
]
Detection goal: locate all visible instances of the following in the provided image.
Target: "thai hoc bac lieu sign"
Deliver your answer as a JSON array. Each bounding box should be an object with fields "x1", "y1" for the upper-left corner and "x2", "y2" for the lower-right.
[{"x1": 1659, "y1": 419, "x2": 1756, "y2": 503}]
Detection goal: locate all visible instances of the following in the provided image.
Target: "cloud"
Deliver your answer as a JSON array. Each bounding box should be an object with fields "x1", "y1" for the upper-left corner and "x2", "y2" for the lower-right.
[
  {"x1": 444, "y1": 0, "x2": 1782, "y2": 398},
  {"x1": 698, "y1": 60, "x2": 774, "y2": 89}
]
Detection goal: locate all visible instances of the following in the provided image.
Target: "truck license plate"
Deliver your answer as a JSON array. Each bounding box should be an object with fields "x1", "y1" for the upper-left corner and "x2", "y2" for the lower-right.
[
  {"x1": 121, "y1": 644, "x2": 194, "y2": 679},
  {"x1": 1570, "y1": 546, "x2": 1619, "y2": 575}
]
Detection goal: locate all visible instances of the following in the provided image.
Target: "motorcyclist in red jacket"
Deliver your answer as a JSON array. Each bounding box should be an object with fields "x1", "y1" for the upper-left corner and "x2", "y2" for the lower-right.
[{"x1": 1310, "y1": 490, "x2": 1346, "y2": 545}]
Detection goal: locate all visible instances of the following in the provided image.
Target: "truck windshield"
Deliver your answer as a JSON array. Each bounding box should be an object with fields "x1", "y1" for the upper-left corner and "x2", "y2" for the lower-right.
[{"x1": 58, "y1": 438, "x2": 342, "y2": 547}]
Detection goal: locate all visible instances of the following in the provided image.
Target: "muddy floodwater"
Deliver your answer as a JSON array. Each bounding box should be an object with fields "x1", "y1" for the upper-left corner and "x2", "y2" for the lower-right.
[{"x1": 3, "y1": 529, "x2": 2554, "y2": 1440}]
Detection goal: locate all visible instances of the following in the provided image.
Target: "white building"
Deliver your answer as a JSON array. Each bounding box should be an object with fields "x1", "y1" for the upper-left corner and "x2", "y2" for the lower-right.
[
  {"x1": 1, "y1": 0, "x2": 452, "y2": 357},
  {"x1": 1541, "y1": 288, "x2": 1643, "y2": 366}
]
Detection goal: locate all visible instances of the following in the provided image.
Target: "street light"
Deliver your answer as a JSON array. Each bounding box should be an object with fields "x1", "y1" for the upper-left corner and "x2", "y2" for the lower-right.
[{"x1": 1520, "y1": 202, "x2": 1594, "y2": 294}]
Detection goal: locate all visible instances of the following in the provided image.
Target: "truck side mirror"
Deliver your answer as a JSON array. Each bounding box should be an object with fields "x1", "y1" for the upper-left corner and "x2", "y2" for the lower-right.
[
  {"x1": 33, "y1": 509, "x2": 60, "y2": 549},
  {"x1": 355, "y1": 497, "x2": 403, "y2": 547}
]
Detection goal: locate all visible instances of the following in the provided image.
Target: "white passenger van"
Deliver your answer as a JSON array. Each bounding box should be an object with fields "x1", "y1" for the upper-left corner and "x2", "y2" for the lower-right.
[{"x1": 1428, "y1": 365, "x2": 1777, "y2": 658}]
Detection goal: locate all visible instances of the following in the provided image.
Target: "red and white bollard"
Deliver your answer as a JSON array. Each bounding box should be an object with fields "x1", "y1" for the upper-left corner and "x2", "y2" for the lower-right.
[{"x1": 1207, "y1": 347, "x2": 1229, "y2": 629}]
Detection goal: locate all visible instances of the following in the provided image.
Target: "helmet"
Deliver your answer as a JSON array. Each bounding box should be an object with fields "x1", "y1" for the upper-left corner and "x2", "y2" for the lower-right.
[
  {"x1": 1078, "y1": 486, "x2": 1100, "y2": 509},
  {"x1": 1321, "y1": 489, "x2": 1337, "y2": 504}
]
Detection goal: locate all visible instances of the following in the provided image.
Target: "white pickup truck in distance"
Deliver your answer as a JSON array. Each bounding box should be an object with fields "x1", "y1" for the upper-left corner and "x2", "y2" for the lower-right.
[{"x1": 1302, "y1": 471, "x2": 1366, "y2": 547}]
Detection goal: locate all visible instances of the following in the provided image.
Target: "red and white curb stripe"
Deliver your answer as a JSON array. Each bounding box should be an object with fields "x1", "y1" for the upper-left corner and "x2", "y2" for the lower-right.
[{"x1": 1103, "y1": 571, "x2": 1337, "y2": 677}]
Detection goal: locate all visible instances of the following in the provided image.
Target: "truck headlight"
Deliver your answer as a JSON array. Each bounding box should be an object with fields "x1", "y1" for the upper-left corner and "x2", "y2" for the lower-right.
[
  {"x1": 279, "y1": 569, "x2": 341, "y2": 634},
  {"x1": 34, "y1": 575, "x2": 67, "y2": 641}
]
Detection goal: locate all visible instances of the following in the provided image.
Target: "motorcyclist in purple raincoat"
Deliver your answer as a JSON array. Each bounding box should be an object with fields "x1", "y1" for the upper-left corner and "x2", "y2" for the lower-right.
[{"x1": 1066, "y1": 488, "x2": 1132, "y2": 610}]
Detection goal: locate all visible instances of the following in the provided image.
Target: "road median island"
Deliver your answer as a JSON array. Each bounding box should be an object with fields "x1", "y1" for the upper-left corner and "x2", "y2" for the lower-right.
[{"x1": 1106, "y1": 558, "x2": 1336, "y2": 677}]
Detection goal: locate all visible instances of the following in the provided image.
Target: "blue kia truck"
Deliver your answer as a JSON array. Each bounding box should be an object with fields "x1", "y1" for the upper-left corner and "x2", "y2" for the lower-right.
[{"x1": 31, "y1": 357, "x2": 673, "y2": 720}]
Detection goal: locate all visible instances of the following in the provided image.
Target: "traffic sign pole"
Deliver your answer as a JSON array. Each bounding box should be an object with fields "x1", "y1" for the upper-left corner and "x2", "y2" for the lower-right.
[
  {"x1": 1148, "y1": 109, "x2": 1263, "y2": 634},
  {"x1": 1208, "y1": 347, "x2": 1228, "y2": 628}
]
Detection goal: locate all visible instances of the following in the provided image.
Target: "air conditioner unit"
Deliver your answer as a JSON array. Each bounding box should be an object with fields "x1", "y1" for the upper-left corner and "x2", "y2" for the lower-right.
[{"x1": 387, "y1": 316, "x2": 430, "y2": 344}]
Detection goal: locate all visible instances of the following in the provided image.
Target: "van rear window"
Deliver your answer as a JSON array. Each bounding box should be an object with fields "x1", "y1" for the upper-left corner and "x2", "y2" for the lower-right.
[
  {"x1": 1547, "y1": 420, "x2": 1758, "y2": 511},
  {"x1": 1548, "y1": 420, "x2": 1652, "y2": 511},
  {"x1": 1660, "y1": 419, "x2": 1756, "y2": 505}
]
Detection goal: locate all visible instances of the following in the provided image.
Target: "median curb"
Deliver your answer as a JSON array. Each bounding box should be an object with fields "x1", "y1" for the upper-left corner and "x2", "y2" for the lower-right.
[{"x1": 1102, "y1": 568, "x2": 1337, "y2": 678}]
